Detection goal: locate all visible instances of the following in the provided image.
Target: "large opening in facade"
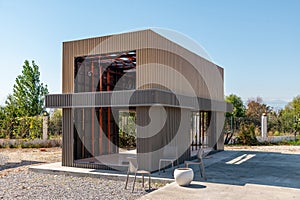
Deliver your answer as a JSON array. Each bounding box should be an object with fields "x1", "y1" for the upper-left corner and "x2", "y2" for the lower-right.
[
  {"x1": 73, "y1": 107, "x2": 137, "y2": 169},
  {"x1": 74, "y1": 50, "x2": 136, "y2": 93},
  {"x1": 73, "y1": 51, "x2": 137, "y2": 169},
  {"x1": 190, "y1": 111, "x2": 211, "y2": 156}
]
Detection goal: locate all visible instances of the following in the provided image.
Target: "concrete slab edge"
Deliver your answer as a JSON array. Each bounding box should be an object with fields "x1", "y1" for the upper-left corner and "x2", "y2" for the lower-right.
[{"x1": 29, "y1": 163, "x2": 173, "y2": 184}]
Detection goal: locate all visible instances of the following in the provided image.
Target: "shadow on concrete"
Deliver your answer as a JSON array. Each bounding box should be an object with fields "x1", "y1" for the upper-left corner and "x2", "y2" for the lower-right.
[
  {"x1": 87, "y1": 150, "x2": 300, "y2": 190},
  {"x1": 0, "y1": 160, "x2": 44, "y2": 171},
  {"x1": 182, "y1": 183, "x2": 206, "y2": 189},
  {"x1": 201, "y1": 150, "x2": 300, "y2": 189}
]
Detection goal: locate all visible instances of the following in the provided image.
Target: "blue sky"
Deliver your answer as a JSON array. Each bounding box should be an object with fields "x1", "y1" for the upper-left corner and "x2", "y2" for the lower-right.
[{"x1": 0, "y1": 0, "x2": 299, "y2": 107}]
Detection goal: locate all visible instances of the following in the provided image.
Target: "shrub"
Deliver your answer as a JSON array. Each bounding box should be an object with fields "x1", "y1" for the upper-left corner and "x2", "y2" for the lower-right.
[
  {"x1": 273, "y1": 131, "x2": 281, "y2": 136},
  {"x1": 236, "y1": 123, "x2": 258, "y2": 145},
  {"x1": 119, "y1": 131, "x2": 136, "y2": 149},
  {"x1": 0, "y1": 139, "x2": 62, "y2": 148},
  {"x1": 48, "y1": 109, "x2": 62, "y2": 136},
  {"x1": 0, "y1": 116, "x2": 43, "y2": 139},
  {"x1": 118, "y1": 112, "x2": 136, "y2": 149},
  {"x1": 0, "y1": 113, "x2": 63, "y2": 140}
]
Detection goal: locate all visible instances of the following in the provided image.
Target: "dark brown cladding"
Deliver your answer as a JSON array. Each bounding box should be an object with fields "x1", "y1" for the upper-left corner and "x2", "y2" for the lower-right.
[
  {"x1": 62, "y1": 29, "x2": 224, "y2": 101},
  {"x1": 53, "y1": 29, "x2": 231, "y2": 171},
  {"x1": 45, "y1": 89, "x2": 232, "y2": 112}
]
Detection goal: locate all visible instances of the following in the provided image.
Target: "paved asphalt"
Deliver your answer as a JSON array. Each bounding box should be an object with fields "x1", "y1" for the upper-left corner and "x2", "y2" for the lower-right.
[{"x1": 140, "y1": 150, "x2": 300, "y2": 200}]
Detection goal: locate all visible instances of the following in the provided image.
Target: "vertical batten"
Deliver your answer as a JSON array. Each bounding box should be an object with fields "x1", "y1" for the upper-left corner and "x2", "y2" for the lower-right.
[
  {"x1": 61, "y1": 29, "x2": 226, "y2": 168},
  {"x1": 62, "y1": 108, "x2": 73, "y2": 166}
]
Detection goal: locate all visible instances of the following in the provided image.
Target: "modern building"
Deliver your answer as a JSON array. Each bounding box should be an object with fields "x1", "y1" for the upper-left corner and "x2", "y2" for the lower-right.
[{"x1": 45, "y1": 29, "x2": 232, "y2": 172}]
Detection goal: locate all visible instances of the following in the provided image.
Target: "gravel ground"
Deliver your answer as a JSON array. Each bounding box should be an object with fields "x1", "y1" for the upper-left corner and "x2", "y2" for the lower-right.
[
  {"x1": 1, "y1": 146, "x2": 299, "y2": 200},
  {"x1": 0, "y1": 170, "x2": 149, "y2": 200},
  {"x1": 0, "y1": 148, "x2": 158, "y2": 200}
]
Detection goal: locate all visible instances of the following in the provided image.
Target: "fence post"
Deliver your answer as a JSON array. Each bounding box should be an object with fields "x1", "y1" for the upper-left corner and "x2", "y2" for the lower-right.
[{"x1": 42, "y1": 111, "x2": 49, "y2": 140}]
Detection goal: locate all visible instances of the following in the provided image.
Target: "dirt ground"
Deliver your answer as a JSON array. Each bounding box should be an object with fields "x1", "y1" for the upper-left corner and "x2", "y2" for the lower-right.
[
  {"x1": 225, "y1": 145, "x2": 300, "y2": 154},
  {"x1": 0, "y1": 147, "x2": 61, "y2": 177}
]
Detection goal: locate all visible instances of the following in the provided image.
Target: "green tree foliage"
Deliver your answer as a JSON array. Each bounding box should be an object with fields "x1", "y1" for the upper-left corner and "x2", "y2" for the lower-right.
[
  {"x1": 223, "y1": 95, "x2": 300, "y2": 145},
  {"x1": 225, "y1": 94, "x2": 246, "y2": 118},
  {"x1": 0, "y1": 106, "x2": 5, "y2": 120},
  {"x1": 279, "y1": 96, "x2": 300, "y2": 133},
  {"x1": 267, "y1": 111, "x2": 281, "y2": 134},
  {"x1": 12, "y1": 116, "x2": 43, "y2": 139},
  {"x1": 48, "y1": 109, "x2": 62, "y2": 136},
  {"x1": 3, "y1": 94, "x2": 20, "y2": 118},
  {"x1": 118, "y1": 112, "x2": 136, "y2": 148},
  {"x1": 0, "y1": 106, "x2": 7, "y2": 138},
  {"x1": 0, "y1": 115, "x2": 43, "y2": 139},
  {"x1": 12, "y1": 60, "x2": 48, "y2": 116},
  {"x1": 0, "y1": 60, "x2": 49, "y2": 139},
  {"x1": 224, "y1": 94, "x2": 246, "y2": 144},
  {"x1": 0, "y1": 95, "x2": 20, "y2": 138}
]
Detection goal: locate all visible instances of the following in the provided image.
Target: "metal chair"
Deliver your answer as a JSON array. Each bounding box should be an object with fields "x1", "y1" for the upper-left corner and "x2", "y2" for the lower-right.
[
  {"x1": 125, "y1": 157, "x2": 151, "y2": 192},
  {"x1": 184, "y1": 147, "x2": 206, "y2": 180},
  {"x1": 159, "y1": 146, "x2": 178, "y2": 174}
]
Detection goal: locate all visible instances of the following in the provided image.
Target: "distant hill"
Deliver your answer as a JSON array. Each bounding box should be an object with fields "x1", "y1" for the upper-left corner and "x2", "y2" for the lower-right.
[{"x1": 264, "y1": 99, "x2": 288, "y2": 111}]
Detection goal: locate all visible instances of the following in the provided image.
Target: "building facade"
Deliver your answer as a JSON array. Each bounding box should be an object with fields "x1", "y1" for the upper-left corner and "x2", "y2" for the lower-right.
[{"x1": 46, "y1": 29, "x2": 232, "y2": 172}]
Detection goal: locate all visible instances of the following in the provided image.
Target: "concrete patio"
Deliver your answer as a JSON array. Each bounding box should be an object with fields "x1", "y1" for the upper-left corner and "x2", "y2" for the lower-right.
[
  {"x1": 29, "y1": 149, "x2": 300, "y2": 199},
  {"x1": 141, "y1": 150, "x2": 300, "y2": 199}
]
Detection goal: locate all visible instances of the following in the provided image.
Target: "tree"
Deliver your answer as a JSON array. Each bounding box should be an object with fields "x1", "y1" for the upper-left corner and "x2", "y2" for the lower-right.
[
  {"x1": 0, "y1": 106, "x2": 6, "y2": 138},
  {"x1": 0, "y1": 95, "x2": 20, "y2": 138},
  {"x1": 224, "y1": 94, "x2": 246, "y2": 144},
  {"x1": 225, "y1": 94, "x2": 246, "y2": 118},
  {"x1": 12, "y1": 60, "x2": 49, "y2": 116},
  {"x1": 279, "y1": 96, "x2": 300, "y2": 134},
  {"x1": 245, "y1": 97, "x2": 270, "y2": 127},
  {"x1": 3, "y1": 94, "x2": 20, "y2": 118},
  {"x1": 267, "y1": 110, "x2": 281, "y2": 134}
]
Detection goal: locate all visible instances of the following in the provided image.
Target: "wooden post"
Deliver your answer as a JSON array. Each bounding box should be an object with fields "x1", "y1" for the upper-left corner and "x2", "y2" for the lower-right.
[
  {"x1": 107, "y1": 69, "x2": 111, "y2": 154},
  {"x1": 91, "y1": 62, "x2": 95, "y2": 156},
  {"x1": 99, "y1": 62, "x2": 103, "y2": 155}
]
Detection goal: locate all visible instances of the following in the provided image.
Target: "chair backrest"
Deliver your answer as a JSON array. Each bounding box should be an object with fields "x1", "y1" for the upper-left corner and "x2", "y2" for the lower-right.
[
  {"x1": 163, "y1": 146, "x2": 177, "y2": 158},
  {"x1": 197, "y1": 148, "x2": 205, "y2": 160},
  {"x1": 127, "y1": 157, "x2": 138, "y2": 173}
]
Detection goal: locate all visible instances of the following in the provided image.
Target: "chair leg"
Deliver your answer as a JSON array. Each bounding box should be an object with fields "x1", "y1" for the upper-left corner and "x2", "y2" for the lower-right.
[
  {"x1": 142, "y1": 174, "x2": 144, "y2": 188},
  {"x1": 159, "y1": 161, "x2": 161, "y2": 174},
  {"x1": 199, "y1": 164, "x2": 202, "y2": 178},
  {"x1": 148, "y1": 174, "x2": 151, "y2": 190},
  {"x1": 125, "y1": 171, "x2": 130, "y2": 189},
  {"x1": 132, "y1": 172, "x2": 137, "y2": 192},
  {"x1": 201, "y1": 162, "x2": 206, "y2": 180}
]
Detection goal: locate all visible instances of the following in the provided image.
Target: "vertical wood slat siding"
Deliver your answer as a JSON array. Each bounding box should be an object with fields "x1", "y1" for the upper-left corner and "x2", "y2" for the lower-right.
[
  {"x1": 137, "y1": 48, "x2": 211, "y2": 99},
  {"x1": 61, "y1": 29, "x2": 225, "y2": 168},
  {"x1": 62, "y1": 29, "x2": 224, "y2": 100},
  {"x1": 216, "y1": 112, "x2": 225, "y2": 150},
  {"x1": 62, "y1": 108, "x2": 74, "y2": 166},
  {"x1": 137, "y1": 106, "x2": 190, "y2": 172}
]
